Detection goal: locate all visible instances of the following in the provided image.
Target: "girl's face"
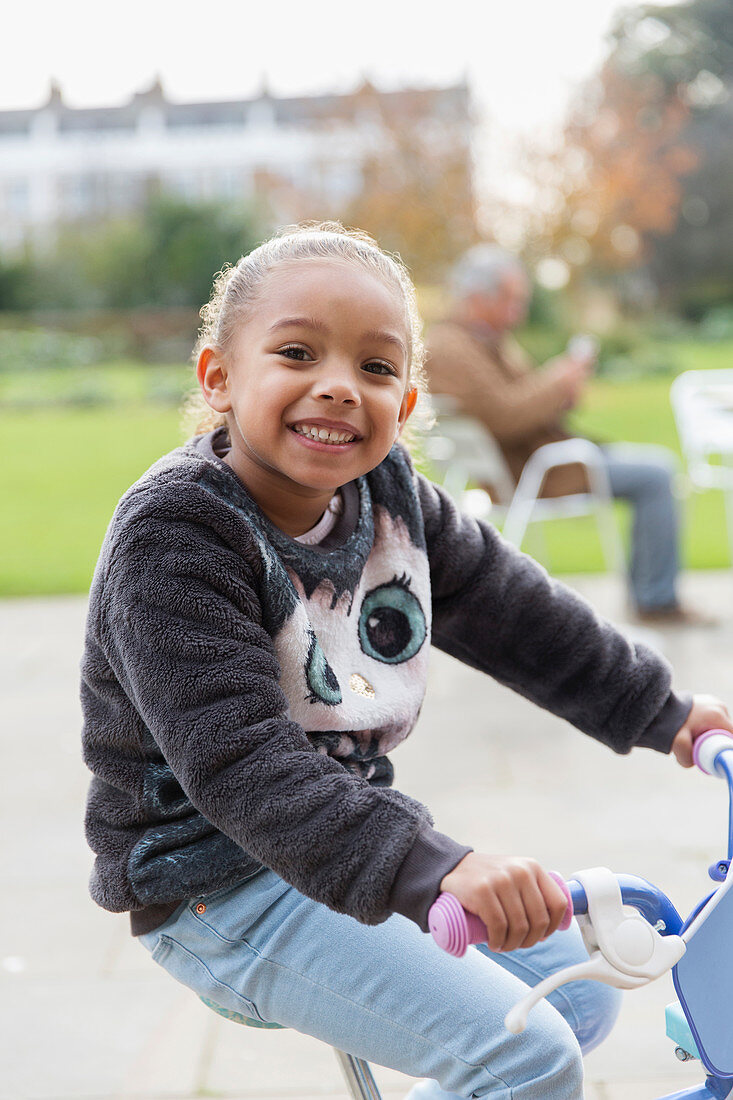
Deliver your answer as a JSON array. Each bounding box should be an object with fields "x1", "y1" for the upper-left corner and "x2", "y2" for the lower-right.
[{"x1": 199, "y1": 258, "x2": 417, "y2": 512}]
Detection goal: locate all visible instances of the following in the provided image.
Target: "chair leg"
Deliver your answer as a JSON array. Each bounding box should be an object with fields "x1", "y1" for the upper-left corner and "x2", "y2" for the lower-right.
[
  {"x1": 334, "y1": 1049, "x2": 383, "y2": 1100},
  {"x1": 593, "y1": 499, "x2": 625, "y2": 574},
  {"x1": 501, "y1": 497, "x2": 535, "y2": 550},
  {"x1": 502, "y1": 463, "x2": 546, "y2": 550},
  {"x1": 523, "y1": 520, "x2": 549, "y2": 565},
  {"x1": 441, "y1": 465, "x2": 470, "y2": 502}
]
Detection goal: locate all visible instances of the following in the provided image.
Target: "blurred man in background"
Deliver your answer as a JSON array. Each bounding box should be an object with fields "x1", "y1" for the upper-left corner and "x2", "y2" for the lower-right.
[{"x1": 426, "y1": 244, "x2": 709, "y2": 626}]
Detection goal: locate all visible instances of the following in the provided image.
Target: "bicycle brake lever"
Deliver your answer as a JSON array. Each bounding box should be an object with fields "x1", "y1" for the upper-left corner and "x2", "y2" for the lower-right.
[
  {"x1": 505, "y1": 953, "x2": 649, "y2": 1033},
  {"x1": 573, "y1": 867, "x2": 685, "y2": 979},
  {"x1": 505, "y1": 867, "x2": 686, "y2": 1034}
]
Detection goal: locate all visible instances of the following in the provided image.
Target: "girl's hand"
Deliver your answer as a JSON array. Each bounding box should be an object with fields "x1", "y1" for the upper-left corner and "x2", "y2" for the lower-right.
[
  {"x1": 671, "y1": 694, "x2": 733, "y2": 767},
  {"x1": 439, "y1": 852, "x2": 568, "y2": 953}
]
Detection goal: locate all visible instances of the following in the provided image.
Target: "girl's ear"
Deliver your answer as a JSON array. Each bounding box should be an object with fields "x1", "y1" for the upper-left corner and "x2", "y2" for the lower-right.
[
  {"x1": 197, "y1": 347, "x2": 232, "y2": 413},
  {"x1": 397, "y1": 386, "x2": 419, "y2": 435}
]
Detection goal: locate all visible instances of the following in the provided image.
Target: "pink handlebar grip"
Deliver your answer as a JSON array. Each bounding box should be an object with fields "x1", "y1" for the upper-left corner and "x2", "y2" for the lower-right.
[
  {"x1": 427, "y1": 892, "x2": 486, "y2": 956},
  {"x1": 428, "y1": 871, "x2": 573, "y2": 957},
  {"x1": 692, "y1": 728, "x2": 733, "y2": 774}
]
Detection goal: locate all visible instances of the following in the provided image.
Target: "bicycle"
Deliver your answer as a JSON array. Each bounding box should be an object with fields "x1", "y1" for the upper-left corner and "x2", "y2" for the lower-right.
[
  {"x1": 429, "y1": 728, "x2": 733, "y2": 1099},
  {"x1": 199, "y1": 728, "x2": 733, "y2": 1100}
]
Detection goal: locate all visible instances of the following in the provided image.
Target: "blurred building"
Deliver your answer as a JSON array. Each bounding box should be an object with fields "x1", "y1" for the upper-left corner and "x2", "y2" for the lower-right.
[{"x1": 0, "y1": 77, "x2": 474, "y2": 252}]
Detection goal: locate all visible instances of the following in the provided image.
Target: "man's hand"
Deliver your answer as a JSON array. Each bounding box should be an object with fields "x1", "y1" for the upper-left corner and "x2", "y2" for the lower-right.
[
  {"x1": 671, "y1": 694, "x2": 733, "y2": 767},
  {"x1": 545, "y1": 356, "x2": 591, "y2": 410},
  {"x1": 439, "y1": 853, "x2": 568, "y2": 953}
]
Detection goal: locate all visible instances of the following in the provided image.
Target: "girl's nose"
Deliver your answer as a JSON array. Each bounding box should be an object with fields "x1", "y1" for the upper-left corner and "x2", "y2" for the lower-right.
[{"x1": 313, "y1": 365, "x2": 361, "y2": 406}]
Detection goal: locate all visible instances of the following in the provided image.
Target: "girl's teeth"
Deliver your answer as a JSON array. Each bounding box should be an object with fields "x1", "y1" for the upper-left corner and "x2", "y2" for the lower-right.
[{"x1": 295, "y1": 425, "x2": 355, "y2": 443}]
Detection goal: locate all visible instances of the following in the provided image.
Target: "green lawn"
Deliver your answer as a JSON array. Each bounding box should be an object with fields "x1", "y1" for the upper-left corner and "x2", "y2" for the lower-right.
[
  {"x1": 2, "y1": 341, "x2": 733, "y2": 595},
  {"x1": 3, "y1": 406, "x2": 187, "y2": 594},
  {"x1": 533, "y1": 371, "x2": 730, "y2": 574}
]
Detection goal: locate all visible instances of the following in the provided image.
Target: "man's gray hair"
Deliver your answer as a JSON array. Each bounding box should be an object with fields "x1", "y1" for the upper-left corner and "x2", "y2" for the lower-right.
[{"x1": 449, "y1": 244, "x2": 525, "y2": 299}]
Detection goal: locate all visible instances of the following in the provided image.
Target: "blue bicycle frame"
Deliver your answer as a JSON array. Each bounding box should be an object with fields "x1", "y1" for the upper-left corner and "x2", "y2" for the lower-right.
[{"x1": 566, "y1": 746, "x2": 733, "y2": 1100}]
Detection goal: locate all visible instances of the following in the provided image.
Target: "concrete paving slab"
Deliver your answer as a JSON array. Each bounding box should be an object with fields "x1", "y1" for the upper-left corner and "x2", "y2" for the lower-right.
[
  {"x1": 2, "y1": 575, "x2": 732, "y2": 1099},
  {"x1": 205, "y1": 1019, "x2": 414, "y2": 1099},
  {"x1": 0, "y1": 974, "x2": 200, "y2": 1100}
]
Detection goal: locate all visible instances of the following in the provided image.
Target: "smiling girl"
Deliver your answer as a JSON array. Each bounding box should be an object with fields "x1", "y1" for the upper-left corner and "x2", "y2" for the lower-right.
[
  {"x1": 194, "y1": 241, "x2": 417, "y2": 535},
  {"x1": 81, "y1": 222, "x2": 730, "y2": 1099}
]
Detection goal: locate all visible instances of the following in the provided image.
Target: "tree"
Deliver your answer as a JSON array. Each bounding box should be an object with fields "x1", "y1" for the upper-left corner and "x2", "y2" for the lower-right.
[
  {"x1": 533, "y1": 0, "x2": 733, "y2": 312},
  {"x1": 139, "y1": 196, "x2": 261, "y2": 309},
  {"x1": 3, "y1": 196, "x2": 262, "y2": 313},
  {"x1": 343, "y1": 82, "x2": 477, "y2": 282}
]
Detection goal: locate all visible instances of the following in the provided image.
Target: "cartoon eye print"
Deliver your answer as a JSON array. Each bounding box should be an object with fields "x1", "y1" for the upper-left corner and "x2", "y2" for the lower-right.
[
  {"x1": 305, "y1": 630, "x2": 342, "y2": 705},
  {"x1": 358, "y1": 576, "x2": 427, "y2": 665}
]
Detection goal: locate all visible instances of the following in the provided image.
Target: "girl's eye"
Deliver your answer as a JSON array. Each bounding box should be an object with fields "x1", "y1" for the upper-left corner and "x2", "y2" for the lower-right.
[
  {"x1": 362, "y1": 360, "x2": 397, "y2": 377},
  {"x1": 279, "y1": 345, "x2": 312, "y2": 362}
]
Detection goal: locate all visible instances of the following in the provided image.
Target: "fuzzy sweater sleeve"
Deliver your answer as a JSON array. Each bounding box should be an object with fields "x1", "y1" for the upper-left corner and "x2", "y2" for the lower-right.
[
  {"x1": 417, "y1": 475, "x2": 691, "y2": 754},
  {"x1": 97, "y1": 485, "x2": 447, "y2": 927}
]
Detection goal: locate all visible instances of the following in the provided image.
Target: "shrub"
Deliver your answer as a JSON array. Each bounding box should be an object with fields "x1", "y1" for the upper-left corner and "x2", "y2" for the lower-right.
[{"x1": 0, "y1": 328, "x2": 102, "y2": 372}]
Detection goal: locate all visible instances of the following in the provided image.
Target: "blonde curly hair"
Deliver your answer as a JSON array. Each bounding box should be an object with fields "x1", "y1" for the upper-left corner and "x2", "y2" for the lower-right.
[{"x1": 184, "y1": 221, "x2": 427, "y2": 435}]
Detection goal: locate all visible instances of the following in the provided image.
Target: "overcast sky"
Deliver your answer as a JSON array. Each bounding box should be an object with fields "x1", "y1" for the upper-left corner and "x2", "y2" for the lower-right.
[
  {"x1": 4, "y1": 1, "x2": 639, "y2": 121},
  {"x1": 4, "y1": 1, "x2": 668, "y2": 204}
]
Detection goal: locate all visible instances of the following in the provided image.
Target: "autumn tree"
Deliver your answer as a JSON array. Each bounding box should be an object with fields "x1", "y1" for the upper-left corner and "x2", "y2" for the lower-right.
[
  {"x1": 200, "y1": 81, "x2": 477, "y2": 287},
  {"x1": 532, "y1": 0, "x2": 733, "y2": 311},
  {"x1": 343, "y1": 82, "x2": 477, "y2": 282},
  {"x1": 637, "y1": 0, "x2": 733, "y2": 313}
]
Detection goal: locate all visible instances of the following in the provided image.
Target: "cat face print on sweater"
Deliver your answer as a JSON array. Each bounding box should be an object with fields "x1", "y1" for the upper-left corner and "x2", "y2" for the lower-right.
[
  {"x1": 200, "y1": 444, "x2": 431, "y2": 784},
  {"x1": 277, "y1": 505, "x2": 431, "y2": 783}
]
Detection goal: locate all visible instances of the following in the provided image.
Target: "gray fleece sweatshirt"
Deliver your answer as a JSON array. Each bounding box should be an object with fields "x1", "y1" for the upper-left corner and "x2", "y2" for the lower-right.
[{"x1": 81, "y1": 430, "x2": 691, "y2": 936}]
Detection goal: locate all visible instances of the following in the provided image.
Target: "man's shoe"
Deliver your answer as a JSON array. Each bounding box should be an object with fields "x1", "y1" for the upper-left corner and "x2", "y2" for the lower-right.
[{"x1": 634, "y1": 603, "x2": 719, "y2": 628}]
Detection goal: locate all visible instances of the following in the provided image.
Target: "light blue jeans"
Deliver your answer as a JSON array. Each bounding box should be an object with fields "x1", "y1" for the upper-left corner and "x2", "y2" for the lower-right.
[
  {"x1": 139, "y1": 868, "x2": 620, "y2": 1099},
  {"x1": 602, "y1": 443, "x2": 680, "y2": 611}
]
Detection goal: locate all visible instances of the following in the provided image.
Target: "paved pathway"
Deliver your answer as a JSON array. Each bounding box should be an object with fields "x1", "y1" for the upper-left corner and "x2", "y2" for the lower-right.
[{"x1": 2, "y1": 571, "x2": 732, "y2": 1099}]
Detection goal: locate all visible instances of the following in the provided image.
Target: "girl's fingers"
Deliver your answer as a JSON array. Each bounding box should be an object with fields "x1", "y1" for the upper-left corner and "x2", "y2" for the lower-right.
[
  {"x1": 539, "y1": 872, "x2": 571, "y2": 933},
  {"x1": 496, "y1": 873, "x2": 567, "y2": 952},
  {"x1": 497, "y1": 885, "x2": 535, "y2": 952},
  {"x1": 517, "y1": 879, "x2": 554, "y2": 950},
  {"x1": 439, "y1": 854, "x2": 572, "y2": 954},
  {"x1": 478, "y1": 893, "x2": 510, "y2": 953}
]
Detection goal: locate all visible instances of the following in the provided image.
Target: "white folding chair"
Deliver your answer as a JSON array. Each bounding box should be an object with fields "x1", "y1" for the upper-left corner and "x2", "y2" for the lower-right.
[
  {"x1": 424, "y1": 397, "x2": 623, "y2": 571},
  {"x1": 671, "y1": 369, "x2": 733, "y2": 560}
]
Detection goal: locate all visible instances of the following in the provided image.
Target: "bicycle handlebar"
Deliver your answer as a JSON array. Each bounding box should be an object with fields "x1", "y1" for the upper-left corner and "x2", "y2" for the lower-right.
[
  {"x1": 693, "y1": 729, "x2": 733, "y2": 777},
  {"x1": 693, "y1": 729, "x2": 733, "y2": 862},
  {"x1": 429, "y1": 729, "x2": 733, "y2": 959},
  {"x1": 429, "y1": 873, "x2": 683, "y2": 957},
  {"x1": 428, "y1": 872, "x2": 574, "y2": 957}
]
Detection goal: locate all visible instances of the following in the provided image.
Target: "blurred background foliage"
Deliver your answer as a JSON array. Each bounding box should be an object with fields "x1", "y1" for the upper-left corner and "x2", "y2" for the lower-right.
[
  {"x1": 3, "y1": 0, "x2": 733, "y2": 594},
  {"x1": 530, "y1": 0, "x2": 733, "y2": 323},
  {"x1": 0, "y1": 194, "x2": 261, "y2": 314},
  {"x1": 0, "y1": 196, "x2": 261, "y2": 365}
]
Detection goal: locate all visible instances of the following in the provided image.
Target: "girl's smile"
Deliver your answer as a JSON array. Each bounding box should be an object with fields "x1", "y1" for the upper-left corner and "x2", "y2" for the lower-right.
[
  {"x1": 289, "y1": 418, "x2": 362, "y2": 448},
  {"x1": 197, "y1": 258, "x2": 417, "y2": 536}
]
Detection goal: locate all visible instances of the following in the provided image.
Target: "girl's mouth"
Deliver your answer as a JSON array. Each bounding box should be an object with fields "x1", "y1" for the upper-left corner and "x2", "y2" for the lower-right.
[{"x1": 290, "y1": 422, "x2": 360, "y2": 445}]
